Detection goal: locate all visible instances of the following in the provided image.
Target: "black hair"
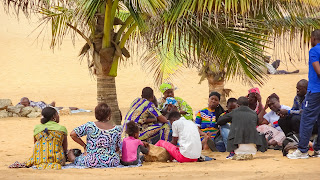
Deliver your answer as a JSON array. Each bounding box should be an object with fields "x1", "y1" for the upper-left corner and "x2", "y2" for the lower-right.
[
  {"x1": 237, "y1": 96, "x2": 249, "y2": 106},
  {"x1": 152, "y1": 95, "x2": 158, "y2": 107},
  {"x1": 209, "y1": 91, "x2": 221, "y2": 100},
  {"x1": 268, "y1": 93, "x2": 280, "y2": 101},
  {"x1": 126, "y1": 121, "x2": 139, "y2": 137},
  {"x1": 41, "y1": 107, "x2": 57, "y2": 124},
  {"x1": 167, "y1": 111, "x2": 181, "y2": 121},
  {"x1": 21, "y1": 97, "x2": 29, "y2": 102},
  {"x1": 312, "y1": 29, "x2": 320, "y2": 40},
  {"x1": 142, "y1": 87, "x2": 154, "y2": 100},
  {"x1": 297, "y1": 79, "x2": 308, "y2": 87},
  {"x1": 95, "y1": 103, "x2": 111, "y2": 121},
  {"x1": 227, "y1": 98, "x2": 237, "y2": 105}
]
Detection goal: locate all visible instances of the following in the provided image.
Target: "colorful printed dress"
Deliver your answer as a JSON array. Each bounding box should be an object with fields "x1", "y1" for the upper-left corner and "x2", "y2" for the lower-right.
[
  {"x1": 26, "y1": 121, "x2": 67, "y2": 169},
  {"x1": 158, "y1": 97, "x2": 193, "y2": 120},
  {"x1": 73, "y1": 122, "x2": 122, "y2": 168},
  {"x1": 195, "y1": 107, "x2": 219, "y2": 141},
  {"x1": 124, "y1": 97, "x2": 170, "y2": 141}
]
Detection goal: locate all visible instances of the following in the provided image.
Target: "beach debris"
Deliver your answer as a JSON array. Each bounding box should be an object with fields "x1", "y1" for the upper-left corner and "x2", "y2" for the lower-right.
[
  {"x1": 0, "y1": 99, "x2": 13, "y2": 110},
  {"x1": 27, "y1": 112, "x2": 41, "y2": 118},
  {"x1": 20, "y1": 107, "x2": 35, "y2": 117},
  {"x1": 8, "y1": 112, "x2": 13, "y2": 117},
  {"x1": 59, "y1": 108, "x2": 71, "y2": 116},
  {"x1": 12, "y1": 113, "x2": 20, "y2": 117},
  {"x1": 7, "y1": 106, "x2": 22, "y2": 114},
  {"x1": 232, "y1": 154, "x2": 254, "y2": 160},
  {"x1": 33, "y1": 107, "x2": 42, "y2": 112},
  {"x1": 0, "y1": 99, "x2": 61, "y2": 118},
  {"x1": 0, "y1": 110, "x2": 9, "y2": 118},
  {"x1": 145, "y1": 144, "x2": 170, "y2": 162}
]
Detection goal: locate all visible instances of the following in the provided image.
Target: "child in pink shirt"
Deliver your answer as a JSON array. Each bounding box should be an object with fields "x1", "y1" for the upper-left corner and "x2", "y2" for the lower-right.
[{"x1": 121, "y1": 121, "x2": 149, "y2": 166}]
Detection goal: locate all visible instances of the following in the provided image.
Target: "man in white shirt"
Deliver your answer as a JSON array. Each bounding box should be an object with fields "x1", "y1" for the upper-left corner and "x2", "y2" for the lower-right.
[
  {"x1": 257, "y1": 93, "x2": 290, "y2": 147},
  {"x1": 155, "y1": 111, "x2": 201, "y2": 162},
  {"x1": 264, "y1": 56, "x2": 299, "y2": 75}
]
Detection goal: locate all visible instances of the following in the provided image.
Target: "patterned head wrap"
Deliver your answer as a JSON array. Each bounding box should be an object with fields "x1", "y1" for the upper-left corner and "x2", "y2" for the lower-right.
[{"x1": 160, "y1": 83, "x2": 175, "y2": 94}]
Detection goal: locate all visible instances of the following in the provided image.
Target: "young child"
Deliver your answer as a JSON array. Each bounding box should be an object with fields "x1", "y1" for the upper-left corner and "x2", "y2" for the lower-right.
[
  {"x1": 155, "y1": 111, "x2": 201, "y2": 163},
  {"x1": 121, "y1": 121, "x2": 149, "y2": 166},
  {"x1": 217, "y1": 97, "x2": 262, "y2": 160}
]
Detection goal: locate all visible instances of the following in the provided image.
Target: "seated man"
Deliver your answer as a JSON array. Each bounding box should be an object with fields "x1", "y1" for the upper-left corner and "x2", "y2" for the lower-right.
[
  {"x1": 264, "y1": 56, "x2": 299, "y2": 75},
  {"x1": 155, "y1": 111, "x2": 201, "y2": 163},
  {"x1": 17, "y1": 97, "x2": 78, "y2": 110},
  {"x1": 278, "y1": 79, "x2": 318, "y2": 135},
  {"x1": 123, "y1": 87, "x2": 170, "y2": 142},
  {"x1": 217, "y1": 97, "x2": 262, "y2": 160},
  {"x1": 257, "y1": 93, "x2": 291, "y2": 147}
]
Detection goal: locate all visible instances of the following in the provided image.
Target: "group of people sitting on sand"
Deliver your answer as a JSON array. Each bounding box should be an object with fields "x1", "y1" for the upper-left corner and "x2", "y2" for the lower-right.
[{"x1": 9, "y1": 80, "x2": 319, "y2": 169}]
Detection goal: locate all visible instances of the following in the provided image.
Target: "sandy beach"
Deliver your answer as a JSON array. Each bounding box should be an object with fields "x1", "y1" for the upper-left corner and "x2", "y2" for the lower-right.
[{"x1": 1, "y1": 8, "x2": 320, "y2": 180}]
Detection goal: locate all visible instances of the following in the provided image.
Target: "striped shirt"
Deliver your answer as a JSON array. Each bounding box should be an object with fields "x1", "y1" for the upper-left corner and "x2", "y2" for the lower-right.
[{"x1": 195, "y1": 107, "x2": 218, "y2": 139}]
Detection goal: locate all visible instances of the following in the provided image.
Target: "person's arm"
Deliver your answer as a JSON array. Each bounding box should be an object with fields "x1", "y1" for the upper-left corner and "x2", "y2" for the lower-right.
[
  {"x1": 312, "y1": 61, "x2": 320, "y2": 77},
  {"x1": 258, "y1": 98, "x2": 269, "y2": 125},
  {"x1": 198, "y1": 127, "x2": 206, "y2": 136},
  {"x1": 217, "y1": 112, "x2": 232, "y2": 125},
  {"x1": 157, "y1": 115, "x2": 168, "y2": 123},
  {"x1": 139, "y1": 144, "x2": 149, "y2": 155},
  {"x1": 177, "y1": 98, "x2": 193, "y2": 118},
  {"x1": 63, "y1": 135, "x2": 68, "y2": 153},
  {"x1": 171, "y1": 137, "x2": 178, "y2": 146},
  {"x1": 260, "y1": 112, "x2": 270, "y2": 125},
  {"x1": 70, "y1": 130, "x2": 86, "y2": 152}
]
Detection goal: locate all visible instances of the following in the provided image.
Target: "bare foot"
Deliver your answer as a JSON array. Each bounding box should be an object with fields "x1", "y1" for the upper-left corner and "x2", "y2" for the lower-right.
[
  {"x1": 49, "y1": 101, "x2": 56, "y2": 107},
  {"x1": 202, "y1": 134, "x2": 210, "y2": 150},
  {"x1": 69, "y1": 107, "x2": 79, "y2": 110}
]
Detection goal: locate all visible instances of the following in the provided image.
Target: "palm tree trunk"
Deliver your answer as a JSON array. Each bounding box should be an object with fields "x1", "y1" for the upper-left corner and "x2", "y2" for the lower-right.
[
  {"x1": 96, "y1": 74, "x2": 122, "y2": 125},
  {"x1": 207, "y1": 75, "x2": 227, "y2": 108}
]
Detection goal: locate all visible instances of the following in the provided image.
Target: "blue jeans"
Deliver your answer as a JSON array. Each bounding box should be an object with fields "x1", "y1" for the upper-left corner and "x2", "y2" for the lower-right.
[
  {"x1": 298, "y1": 92, "x2": 320, "y2": 153},
  {"x1": 220, "y1": 124, "x2": 231, "y2": 149}
]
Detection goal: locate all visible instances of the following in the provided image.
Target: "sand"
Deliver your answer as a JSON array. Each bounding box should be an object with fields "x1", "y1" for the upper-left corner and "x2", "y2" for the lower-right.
[{"x1": 1, "y1": 8, "x2": 320, "y2": 180}]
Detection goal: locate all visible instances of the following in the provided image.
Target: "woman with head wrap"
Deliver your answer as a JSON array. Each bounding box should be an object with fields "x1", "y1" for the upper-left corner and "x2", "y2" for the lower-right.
[{"x1": 158, "y1": 83, "x2": 193, "y2": 120}]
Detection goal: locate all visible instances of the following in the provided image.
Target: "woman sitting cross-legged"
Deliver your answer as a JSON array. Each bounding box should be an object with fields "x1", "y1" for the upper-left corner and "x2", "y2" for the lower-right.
[
  {"x1": 26, "y1": 107, "x2": 68, "y2": 169},
  {"x1": 68, "y1": 103, "x2": 122, "y2": 168},
  {"x1": 195, "y1": 91, "x2": 225, "y2": 151}
]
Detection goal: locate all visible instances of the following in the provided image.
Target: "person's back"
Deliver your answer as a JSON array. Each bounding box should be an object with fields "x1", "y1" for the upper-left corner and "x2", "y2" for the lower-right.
[
  {"x1": 218, "y1": 97, "x2": 262, "y2": 159},
  {"x1": 121, "y1": 121, "x2": 149, "y2": 165},
  {"x1": 26, "y1": 107, "x2": 67, "y2": 169},
  {"x1": 172, "y1": 117, "x2": 202, "y2": 159},
  {"x1": 155, "y1": 112, "x2": 201, "y2": 162},
  {"x1": 70, "y1": 103, "x2": 122, "y2": 168},
  {"x1": 229, "y1": 106, "x2": 258, "y2": 142}
]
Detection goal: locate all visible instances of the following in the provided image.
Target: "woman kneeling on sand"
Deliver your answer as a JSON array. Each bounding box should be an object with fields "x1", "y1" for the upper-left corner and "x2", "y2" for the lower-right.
[
  {"x1": 68, "y1": 103, "x2": 122, "y2": 168},
  {"x1": 25, "y1": 107, "x2": 68, "y2": 169}
]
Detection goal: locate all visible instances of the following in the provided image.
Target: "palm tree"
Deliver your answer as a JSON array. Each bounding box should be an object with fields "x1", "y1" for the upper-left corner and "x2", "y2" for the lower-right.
[
  {"x1": 3, "y1": 0, "x2": 320, "y2": 123},
  {"x1": 142, "y1": 1, "x2": 320, "y2": 106}
]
